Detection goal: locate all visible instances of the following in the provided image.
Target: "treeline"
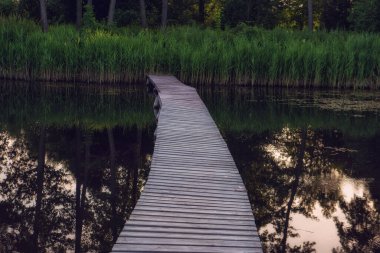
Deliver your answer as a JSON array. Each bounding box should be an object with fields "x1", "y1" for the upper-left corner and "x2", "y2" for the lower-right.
[
  {"x1": 1, "y1": 18, "x2": 379, "y2": 88},
  {"x1": 0, "y1": 0, "x2": 380, "y2": 32}
]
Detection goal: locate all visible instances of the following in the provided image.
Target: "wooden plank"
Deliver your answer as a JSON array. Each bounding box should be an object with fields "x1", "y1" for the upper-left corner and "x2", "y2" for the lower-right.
[
  {"x1": 142, "y1": 189, "x2": 247, "y2": 201},
  {"x1": 116, "y1": 237, "x2": 259, "y2": 246},
  {"x1": 122, "y1": 226, "x2": 257, "y2": 236},
  {"x1": 143, "y1": 185, "x2": 247, "y2": 198},
  {"x1": 141, "y1": 192, "x2": 249, "y2": 204},
  {"x1": 146, "y1": 181, "x2": 243, "y2": 191},
  {"x1": 128, "y1": 215, "x2": 256, "y2": 226},
  {"x1": 111, "y1": 75, "x2": 262, "y2": 252},
  {"x1": 138, "y1": 199, "x2": 251, "y2": 210},
  {"x1": 117, "y1": 232, "x2": 257, "y2": 242},
  {"x1": 125, "y1": 220, "x2": 257, "y2": 231},
  {"x1": 112, "y1": 244, "x2": 261, "y2": 253},
  {"x1": 133, "y1": 206, "x2": 252, "y2": 216},
  {"x1": 139, "y1": 195, "x2": 252, "y2": 208},
  {"x1": 147, "y1": 173, "x2": 244, "y2": 184}
]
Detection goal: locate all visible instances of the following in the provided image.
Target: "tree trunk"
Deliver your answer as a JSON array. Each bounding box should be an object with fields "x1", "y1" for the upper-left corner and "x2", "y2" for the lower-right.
[
  {"x1": 161, "y1": 0, "x2": 168, "y2": 28},
  {"x1": 280, "y1": 128, "x2": 307, "y2": 253},
  {"x1": 120, "y1": 168, "x2": 131, "y2": 214},
  {"x1": 247, "y1": 0, "x2": 253, "y2": 21},
  {"x1": 32, "y1": 125, "x2": 46, "y2": 251},
  {"x1": 139, "y1": 0, "x2": 147, "y2": 27},
  {"x1": 107, "y1": 0, "x2": 117, "y2": 25},
  {"x1": 39, "y1": 0, "x2": 48, "y2": 32},
  {"x1": 75, "y1": 128, "x2": 82, "y2": 253},
  {"x1": 76, "y1": 0, "x2": 82, "y2": 30},
  {"x1": 132, "y1": 128, "x2": 142, "y2": 205},
  {"x1": 308, "y1": 0, "x2": 313, "y2": 31},
  {"x1": 77, "y1": 133, "x2": 91, "y2": 251},
  {"x1": 199, "y1": 0, "x2": 205, "y2": 24},
  {"x1": 107, "y1": 128, "x2": 118, "y2": 243},
  {"x1": 80, "y1": 133, "x2": 91, "y2": 211}
]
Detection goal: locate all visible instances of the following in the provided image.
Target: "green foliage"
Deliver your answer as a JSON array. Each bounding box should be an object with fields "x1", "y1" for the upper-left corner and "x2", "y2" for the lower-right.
[
  {"x1": 0, "y1": 0, "x2": 18, "y2": 16},
  {"x1": 82, "y1": 4, "x2": 98, "y2": 30},
  {"x1": 349, "y1": 0, "x2": 380, "y2": 32},
  {"x1": 321, "y1": 0, "x2": 351, "y2": 30},
  {"x1": 223, "y1": 0, "x2": 280, "y2": 28},
  {"x1": 1, "y1": 0, "x2": 377, "y2": 32},
  {"x1": 0, "y1": 18, "x2": 379, "y2": 88}
]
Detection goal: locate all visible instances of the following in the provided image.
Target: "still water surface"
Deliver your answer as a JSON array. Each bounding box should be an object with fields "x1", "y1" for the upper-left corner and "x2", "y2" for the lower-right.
[
  {"x1": 0, "y1": 82, "x2": 155, "y2": 252},
  {"x1": 200, "y1": 88, "x2": 380, "y2": 253},
  {"x1": 0, "y1": 82, "x2": 379, "y2": 252}
]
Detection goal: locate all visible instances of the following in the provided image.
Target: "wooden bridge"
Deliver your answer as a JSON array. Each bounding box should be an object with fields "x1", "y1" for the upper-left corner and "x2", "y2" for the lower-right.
[{"x1": 112, "y1": 75, "x2": 262, "y2": 252}]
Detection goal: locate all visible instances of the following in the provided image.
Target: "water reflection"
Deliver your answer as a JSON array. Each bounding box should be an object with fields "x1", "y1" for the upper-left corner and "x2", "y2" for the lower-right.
[
  {"x1": 0, "y1": 82, "x2": 154, "y2": 252},
  {"x1": 200, "y1": 88, "x2": 380, "y2": 253}
]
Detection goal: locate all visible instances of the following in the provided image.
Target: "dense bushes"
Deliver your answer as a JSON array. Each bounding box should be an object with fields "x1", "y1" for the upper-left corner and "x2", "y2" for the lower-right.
[
  {"x1": 0, "y1": 18, "x2": 379, "y2": 88},
  {"x1": 349, "y1": 0, "x2": 380, "y2": 32}
]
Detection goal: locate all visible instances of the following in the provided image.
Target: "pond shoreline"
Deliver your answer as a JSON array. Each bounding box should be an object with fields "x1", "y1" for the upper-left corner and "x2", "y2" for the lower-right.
[{"x1": 1, "y1": 18, "x2": 379, "y2": 89}]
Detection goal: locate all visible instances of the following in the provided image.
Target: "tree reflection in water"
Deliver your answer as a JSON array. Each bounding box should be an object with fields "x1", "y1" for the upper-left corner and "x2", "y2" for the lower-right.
[
  {"x1": 0, "y1": 82, "x2": 154, "y2": 252},
  {"x1": 226, "y1": 127, "x2": 380, "y2": 253},
  {"x1": 0, "y1": 125, "x2": 153, "y2": 252},
  {"x1": 199, "y1": 87, "x2": 380, "y2": 252}
]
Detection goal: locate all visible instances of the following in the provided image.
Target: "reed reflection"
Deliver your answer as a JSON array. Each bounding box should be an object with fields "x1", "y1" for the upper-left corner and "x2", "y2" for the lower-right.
[
  {"x1": 199, "y1": 87, "x2": 380, "y2": 253},
  {"x1": 0, "y1": 82, "x2": 155, "y2": 252}
]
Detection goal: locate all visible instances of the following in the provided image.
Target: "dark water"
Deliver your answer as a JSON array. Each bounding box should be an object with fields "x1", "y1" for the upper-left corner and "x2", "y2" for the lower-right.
[
  {"x1": 1, "y1": 82, "x2": 380, "y2": 253},
  {"x1": 0, "y1": 82, "x2": 155, "y2": 252},
  {"x1": 199, "y1": 88, "x2": 380, "y2": 253}
]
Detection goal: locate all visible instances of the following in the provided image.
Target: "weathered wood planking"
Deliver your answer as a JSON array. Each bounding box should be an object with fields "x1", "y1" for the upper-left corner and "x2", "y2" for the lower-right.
[{"x1": 112, "y1": 75, "x2": 262, "y2": 253}]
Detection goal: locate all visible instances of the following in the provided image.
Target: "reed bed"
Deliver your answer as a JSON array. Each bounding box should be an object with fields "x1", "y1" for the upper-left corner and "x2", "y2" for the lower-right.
[{"x1": 1, "y1": 18, "x2": 379, "y2": 88}]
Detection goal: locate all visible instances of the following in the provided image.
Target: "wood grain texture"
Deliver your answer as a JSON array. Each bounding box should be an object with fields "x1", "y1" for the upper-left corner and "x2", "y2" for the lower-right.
[{"x1": 112, "y1": 75, "x2": 262, "y2": 252}]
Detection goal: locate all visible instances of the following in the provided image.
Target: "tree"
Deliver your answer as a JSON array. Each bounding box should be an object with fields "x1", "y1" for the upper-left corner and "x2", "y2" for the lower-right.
[
  {"x1": 223, "y1": 0, "x2": 280, "y2": 28},
  {"x1": 0, "y1": 129, "x2": 74, "y2": 252},
  {"x1": 321, "y1": 0, "x2": 351, "y2": 30},
  {"x1": 334, "y1": 196, "x2": 380, "y2": 252},
  {"x1": 76, "y1": 0, "x2": 82, "y2": 30},
  {"x1": 199, "y1": 0, "x2": 205, "y2": 24},
  {"x1": 0, "y1": 0, "x2": 18, "y2": 16},
  {"x1": 32, "y1": 125, "x2": 46, "y2": 252},
  {"x1": 39, "y1": 0, "x2": 48, "y2": 32},
  {"x1": 308, "y1": 0, "x2": 313, "y2": 30},
  {"x1": 162, "y1": 0, "x2": 168, "y2": 28},
  {"x1": 280, "y1": 128, "x2": 307, "y2": 252},
  {"x1": 107, "y1": 127, "x2": 118, "y2": 243},
  {"x1": 349, "y1": 0, "x2": 380, "y2": 32},
  {"x1": 107, "y1": 0, "x2": 117, "y2": 25},
  {"x1": 139, "y1": 0, "x2": 147, "y2": 27}
]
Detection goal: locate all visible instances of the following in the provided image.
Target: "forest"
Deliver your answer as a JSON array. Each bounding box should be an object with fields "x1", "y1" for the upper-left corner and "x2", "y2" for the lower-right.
[
  {"x1": 0, "y1": 0, "x2": 379, "y2": 88},
  {"x1": 1, "y1": 0, "x2": 380, "y2": 31}
]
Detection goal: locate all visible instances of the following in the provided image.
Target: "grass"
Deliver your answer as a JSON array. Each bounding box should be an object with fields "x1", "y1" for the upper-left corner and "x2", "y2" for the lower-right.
[{"x1": 0, "y1": 17, "x2": 380, "y2": 88}]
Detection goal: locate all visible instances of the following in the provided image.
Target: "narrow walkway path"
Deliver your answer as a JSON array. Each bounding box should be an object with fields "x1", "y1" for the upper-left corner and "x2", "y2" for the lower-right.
[{"x1": 112, "y1": 75, "x2": 262, "y2": 252}]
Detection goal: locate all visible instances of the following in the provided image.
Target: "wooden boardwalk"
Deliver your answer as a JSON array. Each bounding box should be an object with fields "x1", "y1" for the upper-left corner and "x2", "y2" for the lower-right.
[{"x1": 112, "y1": 75, "x2": 262, "y2": 252}]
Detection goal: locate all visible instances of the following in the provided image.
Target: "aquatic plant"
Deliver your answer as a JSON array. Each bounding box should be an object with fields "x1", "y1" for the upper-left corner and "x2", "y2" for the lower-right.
[{"x1": 0, "y1": 18, "x2": 379, "y2": 88}]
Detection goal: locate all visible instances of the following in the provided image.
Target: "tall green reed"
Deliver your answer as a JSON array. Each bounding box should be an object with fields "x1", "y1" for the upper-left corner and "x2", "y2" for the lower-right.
[{"x1": 0, "y1": 18, "x2": 379, "y2": 88}]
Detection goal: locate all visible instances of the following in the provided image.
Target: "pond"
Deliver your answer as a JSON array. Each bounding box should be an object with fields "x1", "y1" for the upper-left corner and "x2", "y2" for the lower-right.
[
  {"x1": 0, "y1": 81, "x2": 379, "y2": 253},
  {"x1": 199, "y1": 87, "x2": 380, "y2": 253},
  {"x1": 0, "y1": 82, "x2": 155, "y2": 252}
]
